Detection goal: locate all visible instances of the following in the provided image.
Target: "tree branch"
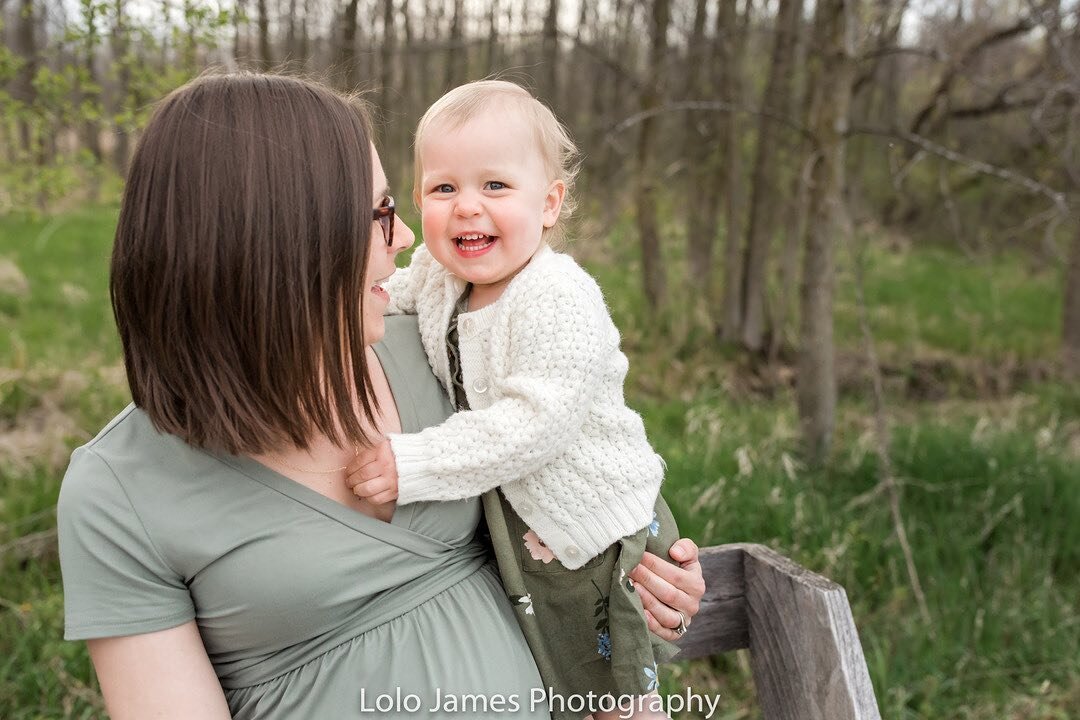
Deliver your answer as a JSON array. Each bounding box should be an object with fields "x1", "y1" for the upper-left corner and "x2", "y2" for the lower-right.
[
  {"x1": 949, "y1": 95, "x2": 1041, "y2": 120},
  {"x1": 557, "y1": 28, "x2": 646, "y2": 93},
  {"x1": 909, "y1": 17, "x2": 1037, "y2": 138},
  {"x1": 859, "y1": 45, "x2": 943, "y2": 63},
  {"x1": 604, "y1": 100, "x2": 814, "y2": 152},
  {"x1": 850, "y1": 125, "x2": 1068, "y2": 212}
]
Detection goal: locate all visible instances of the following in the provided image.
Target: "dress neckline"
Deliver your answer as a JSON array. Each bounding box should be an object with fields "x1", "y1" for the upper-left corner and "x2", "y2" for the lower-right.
[{"x1": 208, "y1": 336, "x2": 455, "y2": 556}]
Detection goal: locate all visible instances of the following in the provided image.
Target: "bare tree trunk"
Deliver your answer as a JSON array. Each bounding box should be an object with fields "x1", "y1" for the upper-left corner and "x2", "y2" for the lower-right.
[
  {"x1": 285, "y1": 0, "x2": 298, "y2": 59},
  {"x1": 298, "y1": 0, "x2": 310, "y2": 61},
  {"x1": 445, "y1": 0, "x2": 464, "y2": 89},
  {"x1": 11, "y1": 0, "x2": 37, "y2": 158},
  {"x1": 1064, "y1": 219, "x2": 1080, "y2": 378},
  {"x1": 486, "y1": 0, "x2": 500, "y2": 74},
  {"x1": 740, "y1": 0, "x2": 804, "y2": 352},
  {"x1": 798, "y1": 0, "x2": 856, "y2": 463},
  {"x1": 233, "y1": 0, "x2": 247, "y2": 64},
  {"x1": 503, "y1": 1, "x2": 516, "y2": 67},
  {"x1": 361, "y1": 0, "x2": 377, "y2": 84},
  {"x1": 771, "y1": 4, "x2": 813, "y2": 363},
  {"x1": 518, "y1": 2, "x2": 534, "y2": 75},
  {"x1": 78, "y1": 0, "x2": 104, "y2": 165},
  {"x1": 340, "y1": 0, "x2": 360, "y2": 89},
  {"x1": 1050, "y1": 2, "x2": 1080, "y2": 379},
  {"x1": 111, "y1": 0, "x2": 131, "y2": 175},
  {"x1": 585, "y1": 1, "x2": 610, "y2": 184},
  {"x1": 683, "y1": 0, "x2": 715, "y2": 295},
  {"x1": 565, "y1": 0, "x2": 589, "y2": 124},
  {"x1": 379, "y1": 0, "x2": 395, "y2": 107},
  {"x1": 417, "y1": 0, "x2": 436, "y2": 106},
  {"x1": 541, "y1": 0, "x2": 559, "y2": 106},
  {"x1": 600, "y1": 0, "x2": 635, "y2": 218},
  {"x1": 401, "y1": 0, "x2": 416, "y2": 174},
  {"x1": 182, "y1": 0, "x2": 199, "y2": 71},
  {"x1": 720, "y1": 0, "x2": 749, "y2": 341},
  {"x1": 849, "y1": 0, "x2": 907, "y2": 225},
  {"x1": 258, "y1": 0, "x2": 273, "y2": 69},
  {"x1": 379, "y1": 0, "x2": 398, "y2": 176},
  {"x1": 636, "y1": 0, "x2": 671, "y2": 309}
]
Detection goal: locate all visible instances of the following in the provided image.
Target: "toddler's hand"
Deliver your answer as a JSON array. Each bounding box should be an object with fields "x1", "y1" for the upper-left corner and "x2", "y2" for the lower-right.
[{"x1": 345, "y1": 439, "x2": 399, "y2": 505}]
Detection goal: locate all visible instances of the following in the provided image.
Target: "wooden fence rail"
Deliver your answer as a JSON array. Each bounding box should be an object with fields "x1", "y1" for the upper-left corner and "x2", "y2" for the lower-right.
[{"x1": 673, "y1": 543, "x2": 882, "y2": 720}]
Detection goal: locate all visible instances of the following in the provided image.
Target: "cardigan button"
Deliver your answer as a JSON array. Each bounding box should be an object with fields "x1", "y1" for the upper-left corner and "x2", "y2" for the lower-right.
[
  {"x1": 565, "y1": 546, "x2": 581, "y2": 559},
  {"x1": 472, "y1": 378, "x2": 489, "y2": 394},
  {"x1": 518, "y1": 502, "x2": 534, "y2": 515},
  {"x1": 459, "y1": 317, "x2": 474, "y2": 333}
]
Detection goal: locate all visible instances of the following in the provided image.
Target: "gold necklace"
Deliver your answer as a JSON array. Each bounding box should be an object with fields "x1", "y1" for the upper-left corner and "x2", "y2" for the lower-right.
[{"x1": 272, "y1": 447, "x2": 358, "y2": 475}]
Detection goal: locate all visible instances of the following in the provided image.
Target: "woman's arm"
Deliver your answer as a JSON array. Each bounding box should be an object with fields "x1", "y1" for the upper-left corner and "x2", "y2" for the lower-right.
[
  {"x1": 88, "y1": 622, "x2": 232, "y2": 720},
  {"x1": 632, "y1": 539, "x2": 706, "y2": 642}
]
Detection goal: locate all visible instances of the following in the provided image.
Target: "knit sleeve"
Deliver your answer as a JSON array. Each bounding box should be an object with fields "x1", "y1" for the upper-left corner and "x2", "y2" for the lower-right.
[
  {"x1": 389, "y1": 271, "x2": 610, "y2": 503},
  {"x1": 383, "y1": 244, "x2": 436, "y2": 316}
]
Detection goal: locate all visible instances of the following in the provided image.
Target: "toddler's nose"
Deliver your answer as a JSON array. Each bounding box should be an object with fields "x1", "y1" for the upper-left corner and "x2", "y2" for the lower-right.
[{"x1": 453, "y1": 191, "x2": 482, "y2": 217}]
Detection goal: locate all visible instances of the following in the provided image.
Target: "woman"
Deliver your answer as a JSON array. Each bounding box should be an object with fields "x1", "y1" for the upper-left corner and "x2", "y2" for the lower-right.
[{"x1": 57, "y1": 73, "x2": 704, "y2": 719}]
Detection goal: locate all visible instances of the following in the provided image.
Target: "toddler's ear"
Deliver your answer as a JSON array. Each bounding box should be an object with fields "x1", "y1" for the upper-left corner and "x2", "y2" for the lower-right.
[{"x1": 542, "y1": 180, "x2": 566, "y2": 228}]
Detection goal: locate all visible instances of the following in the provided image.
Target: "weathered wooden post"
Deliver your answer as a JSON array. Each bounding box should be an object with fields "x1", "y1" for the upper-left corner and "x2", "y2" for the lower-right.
[{"x1": 674, "y1": 544, "x2": 881, "y2": 720}]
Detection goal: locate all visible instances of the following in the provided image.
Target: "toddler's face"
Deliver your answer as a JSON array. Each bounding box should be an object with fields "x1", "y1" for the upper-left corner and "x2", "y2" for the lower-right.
[{"x1": 416, "y1": 111, "x2": 564, "y2": 303}]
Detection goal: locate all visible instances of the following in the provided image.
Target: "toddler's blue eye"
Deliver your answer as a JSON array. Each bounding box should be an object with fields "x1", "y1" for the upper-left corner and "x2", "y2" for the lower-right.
[
  {"x1": 486, "y1": 181, "x2": 506, "y2": 191},
  {"x1": 434, "y1": 183, "x2": 454, "y2": 194}
]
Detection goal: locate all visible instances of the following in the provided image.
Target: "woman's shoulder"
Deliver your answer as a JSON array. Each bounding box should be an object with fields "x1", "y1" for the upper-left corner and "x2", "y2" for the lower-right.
[
  {"x1": 67, "y1": 404, "x2": 191, "y2": 475},
  {"x1": 59, "y1": 404, "x2": 221, "y2": 522},
  {"x1": 377, "y1": 315, "x2": 426, "y2": 368},
  {"x1": 58, "y1": 405, "x2": 198, "y2": 640},
  {"x1": 375, "y1": 316, "x2": 455, "y2": 429},
  {"x1": 62, "y1": 404, "x2": 160, "y2": 489},
  {"x1": 59, "y1": 408, "x2": 178, "y2": 509}
]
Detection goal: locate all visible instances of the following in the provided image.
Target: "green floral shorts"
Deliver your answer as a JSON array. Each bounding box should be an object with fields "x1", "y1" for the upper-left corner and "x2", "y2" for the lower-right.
[{"x1": 481, "y1": 489, "x2": 681, "y2": 720}]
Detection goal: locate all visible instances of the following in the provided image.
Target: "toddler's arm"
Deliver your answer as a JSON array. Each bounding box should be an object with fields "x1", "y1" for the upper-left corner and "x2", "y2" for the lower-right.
[
  {"x1": 386, "y1": 273, "x2": 610, "y2": 503},
  {"x1": 382, "y1": 244, "x2": 437, "y2": 316}
]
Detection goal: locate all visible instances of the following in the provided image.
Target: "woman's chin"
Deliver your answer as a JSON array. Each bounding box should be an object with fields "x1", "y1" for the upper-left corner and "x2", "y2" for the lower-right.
[{"x1": 362, "y1": 315, "x2": 385, "y2": 346}]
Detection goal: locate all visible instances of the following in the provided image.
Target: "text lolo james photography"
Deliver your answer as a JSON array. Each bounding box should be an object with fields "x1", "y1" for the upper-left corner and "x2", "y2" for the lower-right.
[{"x1": 358, "y1": 687, "x2": 725, "y2": 718}]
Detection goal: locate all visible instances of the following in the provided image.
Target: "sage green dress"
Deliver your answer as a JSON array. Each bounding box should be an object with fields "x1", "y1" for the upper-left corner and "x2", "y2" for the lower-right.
[{"x1": 57, "y1": 316, "x2": 550, "y2": 719}]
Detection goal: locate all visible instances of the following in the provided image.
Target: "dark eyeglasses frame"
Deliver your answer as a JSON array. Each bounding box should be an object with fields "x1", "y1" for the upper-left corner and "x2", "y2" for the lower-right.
[{"x1": 373, "y1": 196, "x2": 395, "y2": 247}]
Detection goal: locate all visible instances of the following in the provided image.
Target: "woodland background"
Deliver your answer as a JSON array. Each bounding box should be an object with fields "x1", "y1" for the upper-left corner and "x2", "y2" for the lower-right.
[{"x1": 0, "y1": 0, "x2": 1078, "y2": 718}]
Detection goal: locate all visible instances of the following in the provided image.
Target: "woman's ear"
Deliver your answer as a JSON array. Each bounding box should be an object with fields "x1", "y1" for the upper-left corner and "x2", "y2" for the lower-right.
[{"x1": 542, "y1": 179, "x2": 566, "y2": 228}]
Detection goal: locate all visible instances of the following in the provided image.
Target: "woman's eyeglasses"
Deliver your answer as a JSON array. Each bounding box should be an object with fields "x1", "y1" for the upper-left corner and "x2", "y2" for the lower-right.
[{"x1": 373, "y1": 196, "x2": 395, "y2": 247}]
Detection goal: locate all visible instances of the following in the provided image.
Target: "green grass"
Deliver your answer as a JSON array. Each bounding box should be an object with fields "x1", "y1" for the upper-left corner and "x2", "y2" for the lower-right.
[
  {"x1": 0, "y1": 206, "x2": 122, "y2": 370},
  {"x1": 573, "y1": 211, "x2": 1062, "y2": 369},
  {"x1": 646, "y1": 388, "x2": 1079, "y2": 719},
  {"x1": 0, "y1": 205, "x2": 1077, "y2": 719},
  {"x1": 833, "y1": 243, "x2": 1062, "y2": 363}
]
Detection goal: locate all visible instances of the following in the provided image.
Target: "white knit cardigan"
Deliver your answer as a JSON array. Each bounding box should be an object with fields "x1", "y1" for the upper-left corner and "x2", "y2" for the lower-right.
[{"x1": 382, "y1": 244, "x2": 664, "y2": 569}]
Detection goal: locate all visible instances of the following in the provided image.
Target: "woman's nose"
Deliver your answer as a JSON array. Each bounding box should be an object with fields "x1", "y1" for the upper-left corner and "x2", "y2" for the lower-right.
[{"x1": 393, "y1": 215, "x2": 415, "y2": 252}]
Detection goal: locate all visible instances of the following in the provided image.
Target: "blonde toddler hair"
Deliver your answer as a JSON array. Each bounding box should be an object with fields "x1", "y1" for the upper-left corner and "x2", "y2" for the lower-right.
[{"x1": 413, "y1": 80, "x2": 580, "y2": 245}]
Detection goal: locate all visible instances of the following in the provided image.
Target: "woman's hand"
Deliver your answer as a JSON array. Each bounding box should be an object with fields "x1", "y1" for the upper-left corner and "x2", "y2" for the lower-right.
[{"x1": 631, "y1": 538, "x2": 705, "y2": 643}]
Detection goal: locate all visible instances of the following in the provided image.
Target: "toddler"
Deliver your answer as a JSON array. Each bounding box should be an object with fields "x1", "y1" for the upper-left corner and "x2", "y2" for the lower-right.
[{"x1": 349, "y1": 80, "x2": 681, "y2": 720}]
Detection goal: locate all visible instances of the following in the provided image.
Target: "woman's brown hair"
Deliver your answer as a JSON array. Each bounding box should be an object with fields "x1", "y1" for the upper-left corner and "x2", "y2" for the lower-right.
[{"x1": 111, "y1": 73, "x2": 379, "y2": 455}]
